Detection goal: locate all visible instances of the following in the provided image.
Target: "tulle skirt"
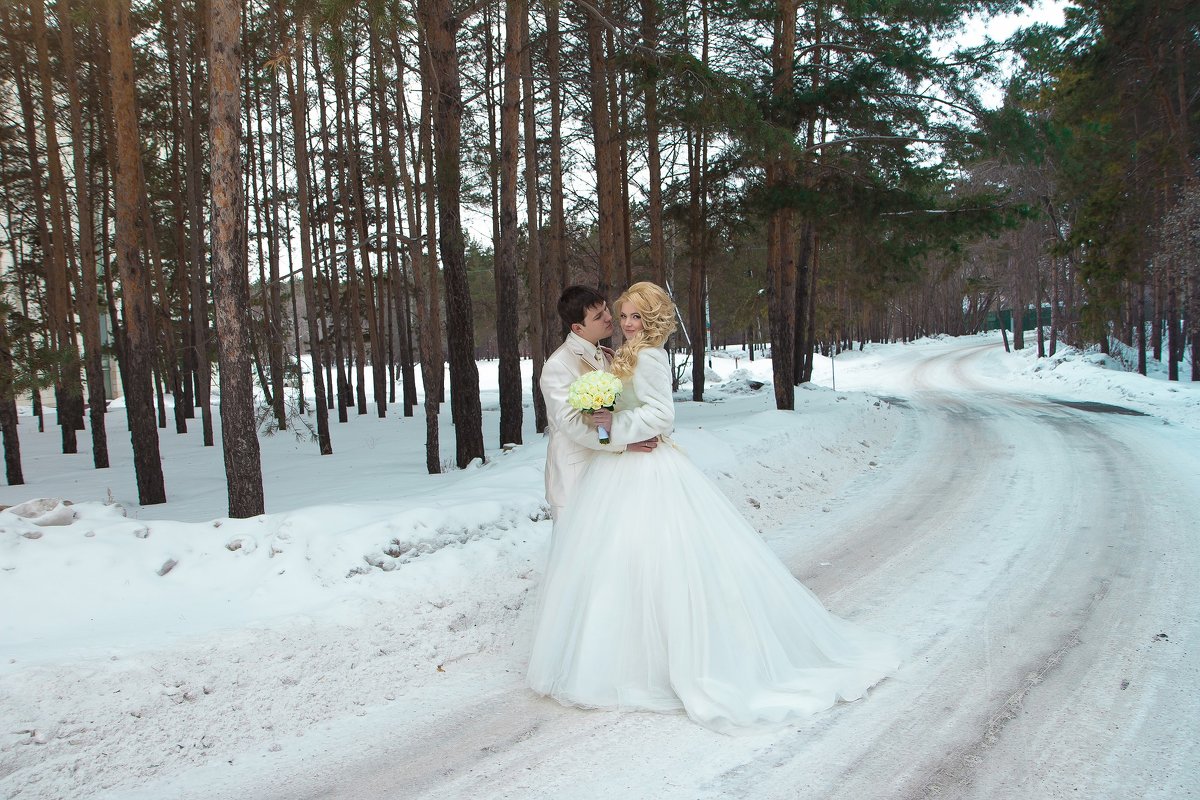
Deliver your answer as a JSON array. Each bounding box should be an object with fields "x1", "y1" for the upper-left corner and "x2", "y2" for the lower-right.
[{"x1": 527, "y1": 442, "x2": 900, "y2": 734}]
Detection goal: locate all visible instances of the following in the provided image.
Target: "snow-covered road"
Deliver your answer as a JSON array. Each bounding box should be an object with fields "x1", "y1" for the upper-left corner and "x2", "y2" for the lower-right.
[
  {"x1": 758, "y1": 341, "x2": 1200, "y2": 799},
  {"x1": 226, "y1": 341, "x2": 1200, "y2": 799},
  {"x1": 3, "y1": 337, "x2": 1196, "y2": 799}
]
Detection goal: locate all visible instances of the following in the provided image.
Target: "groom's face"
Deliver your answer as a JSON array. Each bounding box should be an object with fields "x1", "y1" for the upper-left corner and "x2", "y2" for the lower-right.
[{"x1": 572, "y1": 302, "x2": 613, "y2": 345}]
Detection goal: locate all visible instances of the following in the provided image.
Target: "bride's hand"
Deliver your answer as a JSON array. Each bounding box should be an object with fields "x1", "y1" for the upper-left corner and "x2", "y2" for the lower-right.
[{"x1": 590, "y1": 409, "x2": 613, "y2": 429}]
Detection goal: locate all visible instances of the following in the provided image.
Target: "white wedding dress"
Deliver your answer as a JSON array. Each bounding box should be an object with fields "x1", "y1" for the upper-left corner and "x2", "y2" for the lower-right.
[{"x1": 527, "y1": 347, "x2": 900, "y2": 734}]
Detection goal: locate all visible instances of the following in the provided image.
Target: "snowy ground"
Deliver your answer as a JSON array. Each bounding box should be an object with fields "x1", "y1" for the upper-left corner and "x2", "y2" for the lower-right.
[{"x1": 0, "y1": 333, "x2": 1196, "y2": 799}]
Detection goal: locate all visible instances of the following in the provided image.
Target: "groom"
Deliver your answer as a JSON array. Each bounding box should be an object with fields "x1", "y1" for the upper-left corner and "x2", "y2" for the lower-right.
[{"x1": 541, "y1": 285, "x2": 656, "y2": 520}]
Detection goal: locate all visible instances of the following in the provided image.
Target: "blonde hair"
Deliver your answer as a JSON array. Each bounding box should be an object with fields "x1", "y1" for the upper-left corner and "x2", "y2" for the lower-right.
[{"x1": 611, "y1": 282, "x2": 678, "y2": 379}]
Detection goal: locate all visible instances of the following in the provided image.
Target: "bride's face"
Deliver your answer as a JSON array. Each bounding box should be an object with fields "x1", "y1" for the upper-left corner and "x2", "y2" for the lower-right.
[{"x1": 619, "y1": 302, "x2": 645, "y2": 339}]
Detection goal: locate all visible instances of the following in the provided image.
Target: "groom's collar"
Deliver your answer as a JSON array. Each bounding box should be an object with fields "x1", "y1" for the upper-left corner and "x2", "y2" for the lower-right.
[{"x1": 566, "y1": 331, "x2": 605, "y2": 365}]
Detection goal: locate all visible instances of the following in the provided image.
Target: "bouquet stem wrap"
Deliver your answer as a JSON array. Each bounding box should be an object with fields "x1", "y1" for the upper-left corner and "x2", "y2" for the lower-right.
[
  {"x1": 567, "y1": 371, "x2": 623, "y2": 445},
  {"x1": 595, "y1": 408, "x2": 614, "y2": 444}
]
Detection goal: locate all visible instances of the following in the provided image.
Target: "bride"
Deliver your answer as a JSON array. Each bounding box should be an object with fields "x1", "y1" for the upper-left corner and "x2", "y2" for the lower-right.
[{"x1": 527, "y1": 281, "x2": 900, "y2": 734}]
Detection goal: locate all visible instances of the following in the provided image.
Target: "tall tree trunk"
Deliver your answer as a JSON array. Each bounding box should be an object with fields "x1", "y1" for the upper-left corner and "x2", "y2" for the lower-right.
[
  {"x1": 5, "y1": 7, "x2": 61, "y2": 444},
  {"x1": 793, "y1": 221, "x2": 813, "y2": 383},
  {"x1": 384, "y1": 258, "x2": 395, "y2": 403},
  {"x1": 583, "y1": 5, "x2": 616, "y2": 297},
  {"x1": 0, "y1": 406, "x2": 21, "y2": 486},
  {"x1": 803, "y1": 233, "x2": 818, "y2": 381},
  {"x1": 116, "y1": 4, "x2": 181, "y2": 437},
  {"x1": 394, "y1": 251, "x2": 418, "y2": 413},
  {"x1": 371, "y1": 20, "x2": 416, "y2": 418},
  {"x1": 486, "y1": 0, "x2": 501, "y2": 307},
  {"x1": 330, "y1": 61, "x2": 370, "y2": 417},
  {"x1": 1036, "y1": 260, "x2": 1046, "y2": 359},
  {"x1": 700, "y1": 0, "x2": 705, "y2": 391},
  {"x1": 1137, "y1": 278, "x2": 1148, "y2": 375},
  {"x1": 30, "y1": 0, "x2": 85, "y2": 452},
  {"x1": 176, "y1": 0, "x2": 214, "y2": 446},
  {"x1": 165, "y1": 0, "x2": 197, "y2": 420},
  {"x1": 324, "y1": 260, "x2": 350, "y2": 421},
  {"x1": 285, "y1": 204, "x2": 306, "y2": 414},
  {"x1": 135, "y1": 133, "x2": 187, "y2": 437},
  {"x1": 521, "y1": 2, "x2": 546, "y2": 433},
  {"x1": 692, "y1": 0, "x2": 711, "y2": 399},
  {"x1": 311, "y1": 37, "x2": 351, "y2": 423},
  {"x1": 1151, "y1": 272, "x2": 1163, "y2": 361},
  {"x1": 545, "y1": 0, "x2": 566, "y2": 352},
  {"x1": 57, "y1": 0, "x2": 110, "y2": 467},
  {"x1": 361, "y1": 70, "x2": 389, "y2": 416},
  {"x1": 0, "y1": 323, "x2": 22, "y2": 486},
  {"x1": 495, "y1": 0, "x2": 523, "y2": 447},
  {"x1": 9, "y1": 223, "x2": 45, "y2": 436},
  {"x1": 147, "y1": 219, "x2": 186, "y2": 435},
  {"x1": 93, "y1": 100, "x2": 130, "y2": 395},
  {"x1": 208, "y1": 0, "x2": 264, "y2": 517},
  {"x1": 641, "y1": 0, "x2": 665, "y2": 286},
  {"x1": 344, "y1": 51, "x2": 387, "y2": 418},
  {"x1": 12, "y1": 230, "x2": 46, "y2": 436},
  {"x1": 687, "y1": 127, "x2": 705, "y2": 401},
  {"x1": 419, "y1": 0, "x2": 485, "y2": 468},
  {"x1": 610, "y1": 25, "x2": 630, "y2": 285},
  {"x1": 765, "y1": 0, "x2": 798, "y2": 410},
  {"x1": 799, "y1": 10, "x2": 825, "y2": 384},
  {"x1": 267, "y1": 68, "x2": 287, "y2": 425},
  {"x1": 391, "y1": 25, "x2": 440, "y2": 471},
  {"x1": 1049, "y1": 251, "x2": 1060, "y2": 357},
  {"x1": 0, "y1": 196, "x2": 25, "y2": 484},
  {"x1": 105, "y1": 0, "x2": 166, "y2": 503},
  {"x1": 1167, "y1": 273, "x2": 1180, "y2": 381},
  {"x1": 1012, "y1": 252, "x2": 1025, "y2": 351},
  {"x1": 307, "y1": 166, "x2": 336, "y2": 413},
  {"x1": 419, "y1": 34, "x2": 445, "y2": 405},
  {"x1": 252, "y1": 49, "x2": 286, "y2": 428}
]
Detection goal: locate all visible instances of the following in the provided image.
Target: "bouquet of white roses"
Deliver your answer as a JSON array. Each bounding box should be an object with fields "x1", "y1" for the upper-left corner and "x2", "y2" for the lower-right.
[{"x1": 568, "y1": 371, "x2": 623, "y2": 444}]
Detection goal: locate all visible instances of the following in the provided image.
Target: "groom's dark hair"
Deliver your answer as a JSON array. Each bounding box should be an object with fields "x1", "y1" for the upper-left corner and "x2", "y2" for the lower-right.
[{"x1": 557, "y1": 285, "x2": 607, "y2": 337}]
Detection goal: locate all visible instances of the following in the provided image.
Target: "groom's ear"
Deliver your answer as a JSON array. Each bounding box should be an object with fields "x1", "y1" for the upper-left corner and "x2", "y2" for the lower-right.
[{"x1": 569, "y1": 322, "x2": 582, "y2": 335}]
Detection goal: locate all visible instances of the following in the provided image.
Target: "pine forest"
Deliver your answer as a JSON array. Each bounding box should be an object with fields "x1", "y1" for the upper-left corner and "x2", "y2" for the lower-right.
[{"x1": 0, "y1": 0, "x2": 1196, "y2": 514}]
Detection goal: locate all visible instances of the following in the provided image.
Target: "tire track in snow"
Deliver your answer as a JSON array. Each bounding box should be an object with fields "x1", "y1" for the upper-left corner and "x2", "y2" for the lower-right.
[{"x1": 705, "y1": 342, "x2": 1198, "y2": 800}]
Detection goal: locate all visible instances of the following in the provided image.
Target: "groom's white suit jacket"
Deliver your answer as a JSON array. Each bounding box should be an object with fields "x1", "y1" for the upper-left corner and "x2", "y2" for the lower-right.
[{"x1": 541, "y1": 332, "x2": 622, "y2": 514}]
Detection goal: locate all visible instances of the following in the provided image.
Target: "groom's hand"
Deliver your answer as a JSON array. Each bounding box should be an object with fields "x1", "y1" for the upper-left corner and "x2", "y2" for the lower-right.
[
  {"x1": 627, "y1": 437, "x2": 659, "y2": 453},
  {"x1": 590, "y1": 409, "x2": 613, "y2": 429}
]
